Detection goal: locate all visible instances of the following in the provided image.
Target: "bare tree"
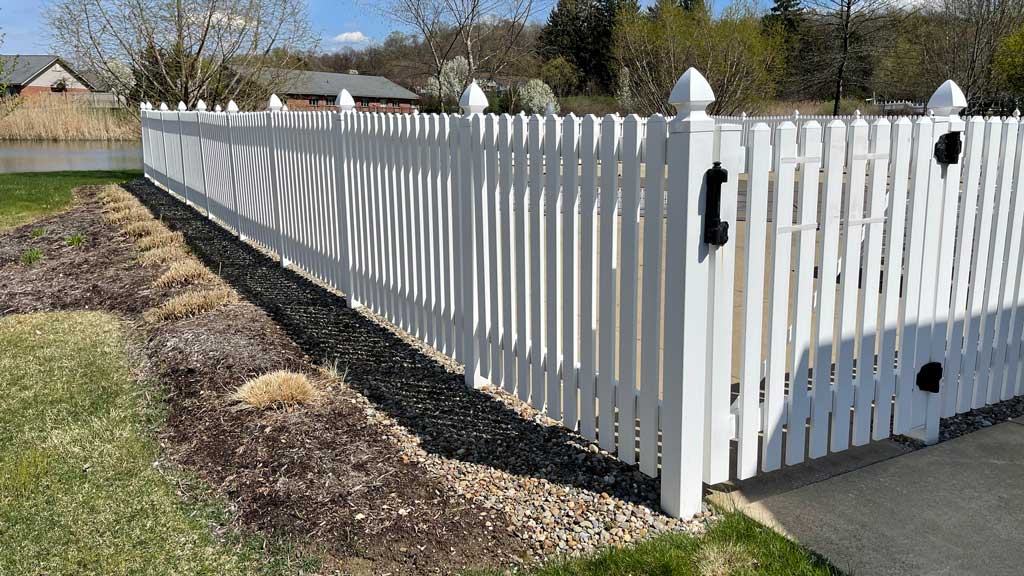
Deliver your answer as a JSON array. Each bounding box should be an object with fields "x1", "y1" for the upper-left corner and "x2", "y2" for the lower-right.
[
  {"x1": 382, "y1": 0, "x2": 540, "y2": 110},
  {"x1": 47, "y1": 0, "x2": 317, "y2": 109},
  {"x1": 802, "y1": 0, "x2": 904, "y2": 115},
  {"x1": 912, "y1": 0, "x2": 1024, "y2": 106}
]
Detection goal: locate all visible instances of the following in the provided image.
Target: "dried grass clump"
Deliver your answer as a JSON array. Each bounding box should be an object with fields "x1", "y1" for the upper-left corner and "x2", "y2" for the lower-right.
[
  {"x1": 138, "y1": 245, "x2": 189, "y2": 267},
  {"x1": 154, "y1": 259, "x2": 217, "y2": 288},
  {"x1": 694, "y1": 541, "x2": 755, "y2": 576},
  {"x1": 143, "y1": 288, "x2": 237, "y2": 323},
  {"x1": 103, "y1": 207, "x2": 151, "y2": 226},
  {"x1": 230, "y1": 370, "x2": 320, "y2": 409},
  {"x1": 99, "y1": 185, "x2": 135, "y2": 204},
  {"x1": 136, "y1": 231, "x2": 184, "y2": 252},
  {"x1": 122, "y1": 220, "x2": 165, "y2": 238}
]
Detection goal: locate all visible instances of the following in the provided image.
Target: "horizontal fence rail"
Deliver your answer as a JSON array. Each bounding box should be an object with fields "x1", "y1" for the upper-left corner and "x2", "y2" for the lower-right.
[{"x1": 140, "y1": 73, "x2": 1024, "y2": 520}]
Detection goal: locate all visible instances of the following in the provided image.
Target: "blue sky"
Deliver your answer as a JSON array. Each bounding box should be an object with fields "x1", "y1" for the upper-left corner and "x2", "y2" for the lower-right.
[{"x1": 1, "y1": 0, "x2": 555, "y2": 55}]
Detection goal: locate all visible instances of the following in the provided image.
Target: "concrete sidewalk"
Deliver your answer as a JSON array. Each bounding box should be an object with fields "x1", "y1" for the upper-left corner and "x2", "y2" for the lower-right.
[{"x1": 718, "y1": 421, "x2": 1024, "y2": 576}]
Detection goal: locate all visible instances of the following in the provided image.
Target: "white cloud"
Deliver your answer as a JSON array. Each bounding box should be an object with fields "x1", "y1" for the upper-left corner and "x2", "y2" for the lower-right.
[{"x1": 331, "y1": 31, "x2": 369, "y2": 45}]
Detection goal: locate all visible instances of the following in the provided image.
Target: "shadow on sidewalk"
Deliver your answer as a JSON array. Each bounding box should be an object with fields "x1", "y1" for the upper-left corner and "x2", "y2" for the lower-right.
[{"x1": 126, "y1": 179, "x2": 662, "y2": 511}]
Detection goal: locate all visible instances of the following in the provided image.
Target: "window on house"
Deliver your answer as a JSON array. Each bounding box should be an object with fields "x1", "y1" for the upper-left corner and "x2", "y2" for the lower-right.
[{"x1": 309, "y1": 98, "x2": 320, "y2": 106}]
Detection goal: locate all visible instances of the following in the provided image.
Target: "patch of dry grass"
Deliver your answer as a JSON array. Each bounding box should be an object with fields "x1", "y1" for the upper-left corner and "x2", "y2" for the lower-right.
[
  {"x1": 136, "y1": 231, "x2": 184, "y2": 252},
  {"x1": 99, "y1": 185, "x2": 136, "y2": 205},
  {"x1": 230, "y1": 371, "x2": 320, "y2": 409},
  {"x1": 694, "y1": 541, "x2": 756, "y2": 576},
  {"x1": 154, "y1": 259, "x2": 217, "y2": 289},
  {"x1": 138, "y1": 245, "x2": 189, "y2": 267},
  {"x1": 122, "y1": 220, "x2": 166, "y2": 238},
  {"x1": 103, "y1": 207, "x2": 152, "y2": 226},
  {"x1": 143, "y1": 288, "x2": 237, "y2": 323}
]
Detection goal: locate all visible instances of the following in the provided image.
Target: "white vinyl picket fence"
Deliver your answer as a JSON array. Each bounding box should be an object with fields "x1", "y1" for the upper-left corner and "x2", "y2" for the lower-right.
[{"x1": 140, "y1": 69, "x2": 1024, "y2": 520}]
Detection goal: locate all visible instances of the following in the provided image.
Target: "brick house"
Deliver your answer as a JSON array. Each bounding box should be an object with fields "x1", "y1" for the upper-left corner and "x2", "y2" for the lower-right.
[
  {"x1": 1, "y1": 55, "x2": 96, "y2": 96},
  {"x1": 268, "y1": 68, "x2": 418, "y2": 113}
]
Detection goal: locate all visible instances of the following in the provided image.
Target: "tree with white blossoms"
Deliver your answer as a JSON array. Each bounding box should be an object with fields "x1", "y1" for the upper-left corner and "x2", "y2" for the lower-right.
[
  {"x1": 426, "y1": 56, "x2": 470, "y2": 103},
  {"x1": 616, "y1": 67, "x2": 634, "y2": 113},
  {"x1": 519, "y1": 78, "x2": 558, "y2": 114}
]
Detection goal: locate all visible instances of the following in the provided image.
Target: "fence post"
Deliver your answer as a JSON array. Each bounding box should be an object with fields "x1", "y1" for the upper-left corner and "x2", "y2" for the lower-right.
[
  {"x1": 660, "y1": 67, "x2": 716, "y2": 519},
  {"x1": 159, "y1": 102, "x2": 171, "y2": 193},
  {"x1": 267, "y1": 94, "x2": 288, "y2": 266},
  {"x1": 335, "y1": 89, "x2": 358, "y2": 307},
  {"x1": 177, "y1": 101, "x2": 189, "y2": 206},
  {"x1": 225, "y1": 100, "x2": 243, "y2": 240},
  {"x1": 458, "y1": 81, "x2": 489, "y2": 389},
  {"x1": 140, "y1": 102, "x2": 149, "y2": 180},
  {"x1": 195, "y1": 99, "x2": 212, "y2": 219}
]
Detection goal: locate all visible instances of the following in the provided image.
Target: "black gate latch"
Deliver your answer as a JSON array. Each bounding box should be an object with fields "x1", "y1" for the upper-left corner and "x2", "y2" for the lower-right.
[
  {"x1": 916, "y1": 362, "x2": 943, "y2": 393},
  {"x1": 705, "y1": 162, "x2": 729, "y2": 246},
  {"x1": 935, "y1": 131, "x2": 962, "y2": 165}
]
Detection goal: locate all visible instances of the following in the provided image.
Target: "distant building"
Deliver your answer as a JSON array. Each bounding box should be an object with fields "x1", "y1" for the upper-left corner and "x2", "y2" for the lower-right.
[
  {"x1": 0, "y1": 55, "x2": 96, "y2": 96},
  {"x1": 269, "y1": 68, "x2": 419, "y2": 113}
]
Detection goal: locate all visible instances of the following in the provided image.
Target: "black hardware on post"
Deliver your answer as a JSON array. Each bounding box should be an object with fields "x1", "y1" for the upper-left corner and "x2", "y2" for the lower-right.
[
  {"x1": 704, "y1": 162, "x2": 729, "y2": 246},
  {"x1": 916, "y1": 362, "x2": 943, "y2": 394},
  {"x1": 934, "y1": 131, "x2": 962, "y2": 165}
]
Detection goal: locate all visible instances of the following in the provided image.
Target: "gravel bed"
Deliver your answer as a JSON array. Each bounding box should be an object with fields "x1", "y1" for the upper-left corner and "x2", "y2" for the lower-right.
[
  {"x1": 127, "y1": 179, "x2": 708, "y2": 561},
  {"x1": 894, "y1": 395, "x2": 1024, "y2": 449}
]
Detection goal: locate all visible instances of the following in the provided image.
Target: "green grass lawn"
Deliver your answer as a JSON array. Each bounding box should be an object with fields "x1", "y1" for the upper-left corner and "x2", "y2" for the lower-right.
[
  {"x1": 467, "y1": 512, "x2": 839, "y2": 576},
  {"x1": 0, "y1": 312, "x2": 314, "y2": 575},
  {"x1": 0, "y1": 170, "x2": 141, "y2": 230}
]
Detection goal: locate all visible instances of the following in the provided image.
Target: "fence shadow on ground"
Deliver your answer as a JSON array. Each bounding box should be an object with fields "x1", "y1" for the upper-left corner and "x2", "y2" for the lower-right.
[{"x1": 126, "y1": 178, "x2": 665, "y2": 511}]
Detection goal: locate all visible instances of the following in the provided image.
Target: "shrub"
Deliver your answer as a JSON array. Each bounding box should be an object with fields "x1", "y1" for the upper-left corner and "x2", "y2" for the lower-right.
[
  {"x1": 154, "y1": 259, "x2": 217, "y2": 288},
  {"x1": 143, "y1": 288, "x2": 237, "y2": 323},
  {"x1": 230, "y1": 371, "x2": 320, "y2": 409},
  {"x1": 19, "y1": 248, "x2": 43, "y2": 265}
]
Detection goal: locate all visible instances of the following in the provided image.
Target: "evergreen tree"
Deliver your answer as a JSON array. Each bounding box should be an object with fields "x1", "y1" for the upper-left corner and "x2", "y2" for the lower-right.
[
  {"x1": 762, "y1": 0, "x2": 804, "y2": 36},
  {"x1": 539, "y1": 0, "x2": 639, "y2": 94}
]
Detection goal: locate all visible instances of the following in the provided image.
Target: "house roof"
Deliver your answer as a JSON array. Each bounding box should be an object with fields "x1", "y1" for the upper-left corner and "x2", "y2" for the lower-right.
[
  {"x1": 0, "y1": 54, "x2": 96, "y2": 90},
  {"x1": 268, "y1": 68, "x2": 418, "y2": 101}
]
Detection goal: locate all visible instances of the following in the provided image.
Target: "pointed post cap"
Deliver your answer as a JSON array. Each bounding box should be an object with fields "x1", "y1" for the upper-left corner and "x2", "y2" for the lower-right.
[
  {"x1": 793, "y1": 109, "x2": 801, "y2": 120},
  {"x1": 139, "y1": 101, "x2": 146, "y2": 110},
  {"x1": 268, "y1": 93, "x2": 283, "y2": 111},
  {"x1": 1014, "y1": 109, "x2": 1021, "y2": 119},
  {"x1": 159, "y1": 102, "x2": 169, "y2": 111},
  {"x1": 927, "y1": 80, "x2": 967, "y2": 117},
  {"x1": 213, "y1": 104, "x2": 222, "y2": 112},
  {"x1": 195, "y1": 99, "x2": 207, "y2": 111},
  {"x1": 226, "y1": 100, "x2": 239, "y2": 113},
  {"x1": 145, "y1": 101, "x2": 153, "y2": 110},
  {"x1": 177, "y1": 101, "x2": 187, "y2": 111},
  {"x1": 545, "y1": 101, "x2": 557, "y2": 115},
  {"x1": 336, "y1": 88, "x2": 356, "y2": 111},
  {"x1": 281, "y1": 104, "x2": 289, "y2": 111},
  {"x1": 668, "y1": 67, "x2": 715, "y2": 120},
  {"x1": 459, "y1": 80, "x2": 488, "y2": 114}
]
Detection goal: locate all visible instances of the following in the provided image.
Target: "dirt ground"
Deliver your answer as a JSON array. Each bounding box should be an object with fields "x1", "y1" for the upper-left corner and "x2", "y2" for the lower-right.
[{"x1": 0, "y1": 186, "x2": 523, "y2": 574}]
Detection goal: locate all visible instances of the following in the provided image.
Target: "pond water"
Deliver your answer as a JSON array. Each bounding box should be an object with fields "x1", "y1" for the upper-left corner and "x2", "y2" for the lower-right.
[{"x1": 0, "y1": 140, "x2": 142, "y2": 174}]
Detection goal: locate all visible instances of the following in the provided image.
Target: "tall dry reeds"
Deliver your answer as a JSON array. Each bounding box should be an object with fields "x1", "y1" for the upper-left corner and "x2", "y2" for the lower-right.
[{"x1": 0, "y1": 94, "x2": 139, "y2": 141}]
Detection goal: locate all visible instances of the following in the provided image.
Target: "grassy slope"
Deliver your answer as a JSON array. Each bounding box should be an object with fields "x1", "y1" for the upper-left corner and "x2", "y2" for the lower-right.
[
  {"x1": 0, "y1": 170, "x2": 141, "y2": 230},
  {"x1": 0, "y1": 312, "x2": 313, "y2": 575}
]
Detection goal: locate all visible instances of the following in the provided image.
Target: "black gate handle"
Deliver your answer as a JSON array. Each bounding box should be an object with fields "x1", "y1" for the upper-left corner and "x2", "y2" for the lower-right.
[{"x1": 705, "y1": 162, "x2": 729, "y2": 246}]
